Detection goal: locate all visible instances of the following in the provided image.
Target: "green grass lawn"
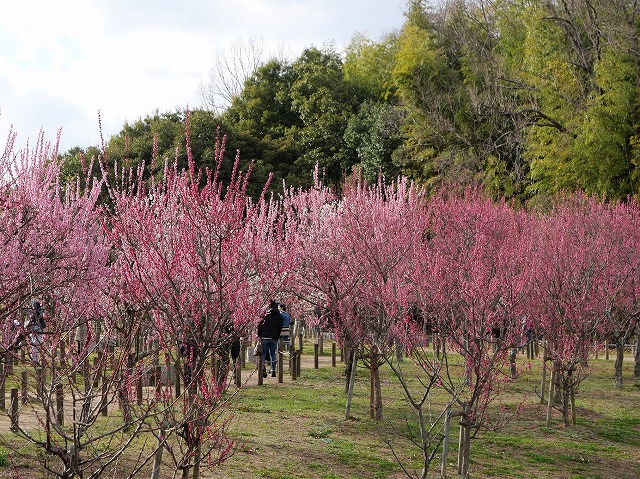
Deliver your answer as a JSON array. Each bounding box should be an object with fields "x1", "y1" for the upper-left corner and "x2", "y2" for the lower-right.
[{"x1": 0, "y1": 342, "x2": 638, "y2": 478}]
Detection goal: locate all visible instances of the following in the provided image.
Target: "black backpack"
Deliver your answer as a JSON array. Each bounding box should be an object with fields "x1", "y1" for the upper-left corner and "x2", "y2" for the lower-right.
[{"x1": 31, "y1": 301, "x2": 45, "y2": 330}]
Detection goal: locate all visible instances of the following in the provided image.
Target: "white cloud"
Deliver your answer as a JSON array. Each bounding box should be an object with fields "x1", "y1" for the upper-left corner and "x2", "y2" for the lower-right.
[{"x1": 0, "y1": 0, "x2": 405, "y2": 152}]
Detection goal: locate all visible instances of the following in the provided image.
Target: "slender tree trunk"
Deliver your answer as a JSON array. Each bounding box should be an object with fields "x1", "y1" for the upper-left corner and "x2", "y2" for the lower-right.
[
  {"x1": 193, "y1": 439, "x2": 202, "y2": 479},
  {"x1": 151, "y1": 427, "x2": 165, "y2": 479},
  {"x1": 546, "y1": 368, "x2": 554, "y2": 426},
  {"x1": 417, "y1": 406, "x2": 430, "y2": 479},
  {"x1": 562, "y1": 373, "x2": 571, "y2": 427},
  {"x1": 373, "y1": 360, "x2": 382, "y2": 420},
  {"x1": 614, "y1": 338, "x2": 625, "y2": 388},
  {"x1": 344, "y1": 352, "x2": 357, "y2": 419},
  {"x1": 634, "y1": 326, "x2": 640, "y2": 377},
  {"x1": 457, "y1": 408, "x2": 471, "y2": 478},
  {"x1": 344, "y1": 347, "x2": 353, "y2": 394}
]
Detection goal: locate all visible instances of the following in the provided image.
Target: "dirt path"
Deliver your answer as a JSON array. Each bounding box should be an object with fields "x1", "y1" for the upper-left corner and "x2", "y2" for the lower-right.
[{"x1": 0, "y1": 344, "x2": 343, "y2": 433}]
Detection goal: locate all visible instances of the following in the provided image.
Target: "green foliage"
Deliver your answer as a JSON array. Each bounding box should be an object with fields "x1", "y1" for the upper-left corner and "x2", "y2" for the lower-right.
[
  {"x1": 223, "y1": 46, "x2": 370, "y2": 189},
  {"x1": 56, "y1": 0, "x2": 640, "y2": 204},
  {"x1": 343, "y1": 32, "x2": 399, "y2": 102},
  {"x1": 523, "y1": 2, "x2": 640, "y2": 200},
  {"x1": 344, "y1": 101, "x2": 403, "y2": 182}
]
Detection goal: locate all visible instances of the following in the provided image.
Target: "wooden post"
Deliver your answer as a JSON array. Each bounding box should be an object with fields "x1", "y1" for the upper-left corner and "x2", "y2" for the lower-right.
[
  {"x1": 331, "y1": 343, "x2": 336, "y2": 367},
  {"x1": 101, "y1": 380, "x2": 109, "y2": 416},
  {"x1": 0, "y1": 363, "x2": 5, "y2": 411},
  {"x1": 93, "y1": 357, "x2": 101, "y2": 387},
  {"x1": 297, "y1": 333, "x2": 303, "y2": 353},
  {"x1": 370, "y1": 360, "x2": 375, "y2": 419},
  {"x1": 21, "y1": 371, "x2": 28, "y2": 405},
  {"x1": 441, "y1": 408, "x2": 451, "y2": 478},
  {"x1": 136, "y1": 377, "x2": 143, "y2": 405},
  {"x1": 605, "y1": 340, "x2": 609, "y2": 360},
  {"x1": 546, "y1": 369, "x2": 554, "y2": 426},
  {"x1": 56, "y1": 383, "x2": 64, "y2": 425},
  {"x1": 318, "y1": 335, "x2": 324, "y2": 355},
  {"x1": 240, "y1": 339, "x2": 246, "y2": 369},
  {"x1": 291, "y1": 351, "x2": 297, "y2": 381},
  {"x1": 155, "y1": 365, "x2": 162, "y2": 391},
  {"x1": 540, "y1": 357, "x2": 547, "y2": 405},
  {"x1": 10, "y1": 388, "x2": 18, "y2": 432},
  {"x1": 175, "y1": 362, "x2": 181, "y2": 398},
  {"x1": 296, "y1": 350, "x2": 301, "y2": 377},
  {"x1": 314, "y1": 343, "x2": 319, "y2": 369},
  {"x1": 278, "y1": 352, "x2": 284, "y2": 384},
  {"x1": 235, "y1": 360, "x2": 241, "y2": 387}
]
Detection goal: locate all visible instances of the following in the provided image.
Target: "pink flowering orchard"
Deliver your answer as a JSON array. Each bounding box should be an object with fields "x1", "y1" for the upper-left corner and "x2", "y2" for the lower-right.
[{"x1": 1, "y1": 120, "x2": 639, "y2": 479}]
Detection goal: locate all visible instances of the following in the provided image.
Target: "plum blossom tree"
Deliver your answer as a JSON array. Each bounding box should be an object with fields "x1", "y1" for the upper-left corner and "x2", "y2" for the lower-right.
[
  {"x1": 333, "y1": 176, "x2": 426, "y2": 420},
  {"x1": 285, "y1": 171, "x2": 427, "y2": 420},
  {"x1": 529, "y1": 194, "x2": 636, "y2": 426},
  {"x1": 0, "y1": 131, "x2": 155, "y2": 479},
  {"x1": 282, "y1": 169, "x2": 364, "y2": 406},
  {"x1": 107, "y1": 122, "x2": 293, "y2": 478},
  {"x1": 410, "y1": 188, "x2": 534, "y2": 476},
  {"x1": 594, "y1": 199, "x2": 640, "y2": 388}
]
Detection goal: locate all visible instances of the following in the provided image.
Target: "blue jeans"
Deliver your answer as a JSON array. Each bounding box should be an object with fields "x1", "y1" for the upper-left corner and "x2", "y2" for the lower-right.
[{"x1": 261, "y1": 338, "x2": 278, "y2": 373}]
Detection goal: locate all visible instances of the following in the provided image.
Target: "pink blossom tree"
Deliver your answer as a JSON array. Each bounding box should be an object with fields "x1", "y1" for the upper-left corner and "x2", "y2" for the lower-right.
[
  {"x1": 285, "y1": 172, "x2": 428, "y2": 420},
  {"x1": 107, "y1": 123, "x2": 293, "y2": 478},
  {"x1": 0, "y1": 131, "x2": 154, "y2": 479},
  {"x1": 282, "y1": 170, "x2": 365, "y2": 406},
  {"x1": 529, "y1": 194, "x2": 634, "y2": 425},
  {"x1": 410, "y1": 188, "x2": 534, "y2": 476},
  {"x1": 600, "y1": 199, "x2": 640, "y2": 387}
]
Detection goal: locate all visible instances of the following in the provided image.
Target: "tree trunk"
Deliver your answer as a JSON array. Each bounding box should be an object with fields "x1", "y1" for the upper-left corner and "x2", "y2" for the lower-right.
[
  {"x1": 614, "y1": 338, "x2": 625, "y2": 388},
  {"x1": 553, "y1": 361, "x2": 562, "y2": 404},
  {"x1": 344, "y1": 353, "x2": 357, "y2": 420},
  {"x1": 151, "y1": 428, "x2": 165, "y2": 479},
  {"x1": 373, "y1": 361, "x2": 382, "y2": 420},
  {"x1": 634, "y1": 326, "x2": 640, "y2": 377},
  {"x1": 457, "y1": 409, "x2": 471, "y2": 478},
  {"x1": 562, "y1": 370, "x2": 573, "y2": 428},
  {"x1": 344, "y1": 347, "x2": 353, "y2": 394},
  {"x1": 510, "y1": 347, "x2": 518, "y2": 379}
]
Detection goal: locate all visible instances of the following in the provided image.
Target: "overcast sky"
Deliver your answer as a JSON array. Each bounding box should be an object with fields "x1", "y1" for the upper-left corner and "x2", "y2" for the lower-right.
[{"x1": 0, "y1": 0, "x2": 406, "y2": 153}]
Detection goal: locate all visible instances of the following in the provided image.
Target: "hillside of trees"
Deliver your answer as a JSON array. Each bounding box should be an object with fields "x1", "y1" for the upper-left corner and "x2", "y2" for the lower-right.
[{"x1": 61, "y1": 0, "x2": 640, "y2": 205}]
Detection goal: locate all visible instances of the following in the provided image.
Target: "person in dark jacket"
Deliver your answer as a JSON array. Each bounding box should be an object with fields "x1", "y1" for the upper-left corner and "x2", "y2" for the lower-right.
[{"x1": 258, "y1": 300, "x2": 283, "y2": 378}]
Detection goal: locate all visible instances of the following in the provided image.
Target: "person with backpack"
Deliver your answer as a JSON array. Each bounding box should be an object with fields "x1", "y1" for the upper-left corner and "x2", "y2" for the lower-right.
[
  {"x1": 26, "y1": 300, "x2": 45, "y2": 365},
  {"x1": 257, "y1": 300, "x2": 283, "y2": 378}
]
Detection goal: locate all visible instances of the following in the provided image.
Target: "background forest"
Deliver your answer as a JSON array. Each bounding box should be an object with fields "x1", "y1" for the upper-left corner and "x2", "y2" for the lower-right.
[{"x1": 60, "y1": 0, "x2": 640, "y2": 205}]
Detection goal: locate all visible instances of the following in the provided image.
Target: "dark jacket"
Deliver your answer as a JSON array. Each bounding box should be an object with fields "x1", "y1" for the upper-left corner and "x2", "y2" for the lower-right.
[{"x1": 258, "y1": 309, "x2": 283, "y2": 340}]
